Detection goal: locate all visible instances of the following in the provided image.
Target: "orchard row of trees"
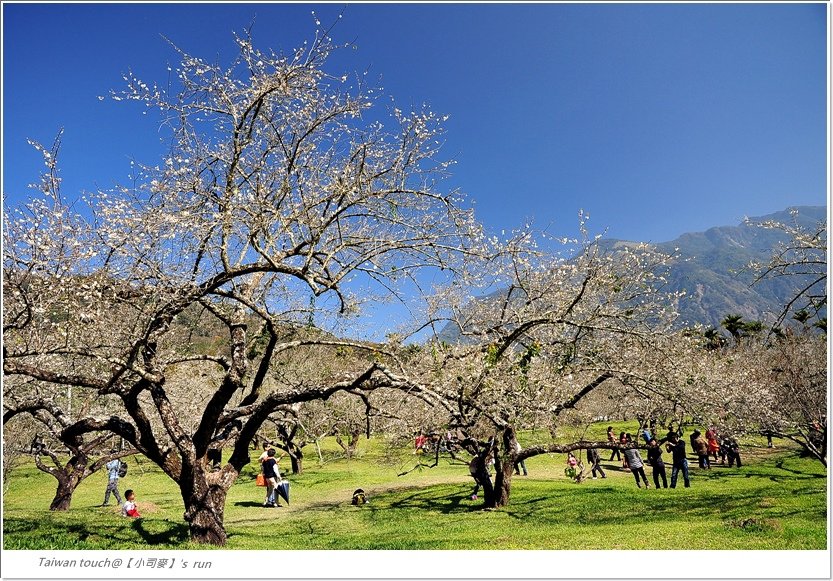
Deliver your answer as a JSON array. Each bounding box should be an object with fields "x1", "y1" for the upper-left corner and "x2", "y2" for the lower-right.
[{"x1": 3, "y1": 29, "x2": 826, "y2": 545}]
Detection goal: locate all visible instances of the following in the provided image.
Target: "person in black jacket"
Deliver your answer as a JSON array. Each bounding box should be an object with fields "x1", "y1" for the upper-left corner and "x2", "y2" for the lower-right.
[
  {"x1": 587, "y1": 447, "x2": 606, "y2": 479},
  {"x1": 647, "y1": 438, "x2": 667, "y2": 488},
  {"x1": 261, "y1": 448, "x2": 282, "y2": 507},
  {"x1": 666, "y1": 434, "x2": 690, "y2": 488},
  {"x1": 727, "y1": 438, "x2": 742, "y2": 467}
]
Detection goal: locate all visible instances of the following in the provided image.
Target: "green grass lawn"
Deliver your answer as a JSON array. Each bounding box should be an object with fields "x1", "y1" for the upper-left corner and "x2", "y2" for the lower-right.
[{"x1": 3, "y1": 431, "x2": 827, "y2": 550}]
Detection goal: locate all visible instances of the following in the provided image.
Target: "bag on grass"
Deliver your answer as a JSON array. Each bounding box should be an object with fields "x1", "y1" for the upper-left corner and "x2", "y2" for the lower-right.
[
  {"x1": 352, "y1": 488, "x2": 368, "y2": 505},
  {"x1": 256, "y1": 473, "x2": 266, "y2": 487}
]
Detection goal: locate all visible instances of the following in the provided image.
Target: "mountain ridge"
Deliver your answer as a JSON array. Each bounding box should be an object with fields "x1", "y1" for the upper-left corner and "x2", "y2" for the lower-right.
[{"x1": 439, "y1": 205, "x2": 826, "y2": 342}]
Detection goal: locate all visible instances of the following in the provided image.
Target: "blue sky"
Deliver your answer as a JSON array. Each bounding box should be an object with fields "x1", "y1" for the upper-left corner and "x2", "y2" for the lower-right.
[{"x1": 3, "y1": 2, "x2": 827, "y2": 247}]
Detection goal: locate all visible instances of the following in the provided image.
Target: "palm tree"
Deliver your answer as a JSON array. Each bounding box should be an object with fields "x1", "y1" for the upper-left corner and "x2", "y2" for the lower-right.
[
  {"x1": 792, "y1": 309, "x2": 812, "y2": 326},
  {"x1": 721, "y1": 314, "x2": 745, "y2": 341},
  {"x1": 742, "y1": 320, "x2": 764, "y2": 336},
  {"x1": 703, "y1": 327, "x2": 726, "y2": 350}
]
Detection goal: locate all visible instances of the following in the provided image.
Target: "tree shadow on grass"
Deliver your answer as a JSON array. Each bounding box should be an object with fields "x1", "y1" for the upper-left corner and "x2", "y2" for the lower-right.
[
  {"x1": 4, "y1": 515, "x2": 189, "y2": 549},
  {"x1": 774, "y1": 458, "x2": 826, "y2": 478},
  {"x1": 130, "y1": 519, "x2": 190, "y2": 546},
  {"x1": 385, "y1": 488, "x2": 485, "y2": 515}
]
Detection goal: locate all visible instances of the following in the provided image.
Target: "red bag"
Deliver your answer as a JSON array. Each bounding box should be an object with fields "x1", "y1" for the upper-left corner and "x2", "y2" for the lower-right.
[{"x1": 256, "y1": 474, "x2": 266, "y2": 487}]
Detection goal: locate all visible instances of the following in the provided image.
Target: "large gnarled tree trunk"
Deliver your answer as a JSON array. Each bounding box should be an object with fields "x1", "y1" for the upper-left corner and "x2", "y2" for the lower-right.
[
  {"x1": 179, "y1": 460, "x2": 239, "y2": 545},
  {"x1": 49, "y1": 471, "x2": 84, "y2": 511},
  {"x1": 489, "y1": 427, "x2": 518, "y2": 508}
]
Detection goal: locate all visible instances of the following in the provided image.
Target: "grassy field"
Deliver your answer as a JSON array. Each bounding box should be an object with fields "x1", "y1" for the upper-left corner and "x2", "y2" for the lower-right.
[{"x1": 3, "y1": 427, "x2": 827, "y2": 550}]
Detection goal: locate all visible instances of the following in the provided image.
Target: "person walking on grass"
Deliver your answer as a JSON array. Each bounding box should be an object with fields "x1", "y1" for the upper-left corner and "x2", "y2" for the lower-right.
[
  {"x1": 622, "y1": 441, "x2": 650, "y2": 488},
  {"x1": 666, "y1": 434, "x2": 691, "y2": 488},
  {"x1": 647, "y1": 438, "x2": 667, "y2": 488},
  {"x1": 513, "y1": 440, "x2": 528, "y2": 476},
  {"x1": 587, "y1": 447, "x2": 606, "y2": 479},
  {"x1": 261, "y1": 448, "x2": 282, "y2": 508},
  {"x1": 101, "y1": 455, "x2": 123, "y2": 507},
  {"x1": 607, "y1": 427, "x2": 621, "y2": 461}
]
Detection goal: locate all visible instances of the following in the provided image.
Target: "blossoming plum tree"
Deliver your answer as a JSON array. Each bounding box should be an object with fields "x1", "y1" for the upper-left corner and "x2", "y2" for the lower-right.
[{"x1": 3, "y1": 29, "x2": 483, "y2": 545}]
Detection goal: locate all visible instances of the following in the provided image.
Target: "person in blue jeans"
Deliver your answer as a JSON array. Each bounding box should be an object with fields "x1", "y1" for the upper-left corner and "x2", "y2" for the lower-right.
[
  {"x1": 101, "y1": 456, "x2": 123, "y2": 506},
  {"x1": 665, "y1": 434, "x2": 690, "y2": 488}
]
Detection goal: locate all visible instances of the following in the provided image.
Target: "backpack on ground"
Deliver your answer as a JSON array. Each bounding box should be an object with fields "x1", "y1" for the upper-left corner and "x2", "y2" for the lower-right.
[
  {"x1": 117, "y1": 460, "x2": 128, "y2": 478},
  {"x1": 351, "y1": 488, "x2": 368, "y2": 505}
]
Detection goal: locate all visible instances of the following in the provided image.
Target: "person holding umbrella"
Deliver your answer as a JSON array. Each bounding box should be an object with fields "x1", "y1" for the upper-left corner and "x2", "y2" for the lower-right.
[{"x1": 261, "y1": 449, "x2": 282, "y2": 508}]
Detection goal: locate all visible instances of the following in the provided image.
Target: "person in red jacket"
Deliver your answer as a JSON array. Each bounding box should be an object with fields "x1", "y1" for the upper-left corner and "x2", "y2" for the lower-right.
[{"x1": 706, "y1": 428, "x2": 720, "y2": 462}]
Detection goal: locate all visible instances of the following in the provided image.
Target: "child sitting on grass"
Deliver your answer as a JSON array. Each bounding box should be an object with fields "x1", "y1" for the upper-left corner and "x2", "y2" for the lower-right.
[{"x1": 121, "y1": 489, "x2": 141, "y2": 518}]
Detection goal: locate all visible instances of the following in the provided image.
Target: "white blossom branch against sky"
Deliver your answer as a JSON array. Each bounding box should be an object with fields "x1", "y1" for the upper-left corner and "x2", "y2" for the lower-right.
[{"x1": 4, "y1": 2, "x2": 825, "y2": 245}]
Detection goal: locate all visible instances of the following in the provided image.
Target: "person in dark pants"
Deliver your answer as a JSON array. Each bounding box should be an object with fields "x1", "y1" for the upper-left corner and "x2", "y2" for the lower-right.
[
  {"x1": 513, "y1": 441, "x2": 528, "y2": 476},
  {"x1": 727, "y1": 438, "x2": 742, "y2": 467},
  {"x1": 587, "y1": 447, "x2": 606, "y2": 479},
  {"x1": 647, "y1": 438, "x2": 667, "y2": 488},
  {"x1": 692, "y1": 430, "x2": 710, "y2": 469},
  {"x1": 719, "y1": 436, "x2": 730, "y2": 465},
  {"x1": 666, "y1": 434, "x2": 690, "y2": 488},
  {"x1": 607, "y1": 426, "x2": 621, "y2": 461},
  {"x1": 101, "y1": 455, "x2": 123, "y2": 507},
  {"x1": 619, "y1": 432, "x2": 630, "y2": 468},
  {"x1": 622, "y1": 445, "x2": 650, "y2": 488}
]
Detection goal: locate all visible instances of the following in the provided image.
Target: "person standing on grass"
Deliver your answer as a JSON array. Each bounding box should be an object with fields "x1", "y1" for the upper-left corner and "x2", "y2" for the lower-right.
[
  {"x1": 719, "y1": 436, "x2": 731, "y2": 465},
  {"x1": 647, "y1": 438, "x2": 667, "y2": 488},
  {"x1": 101, "y1": 455, "x2": 123, "y2": 507},
  {"x1": 693, "y1": 430, "x2": 710, "y2": 469},
  {"x1": 514, "y1": 440, "x2": 528, "y2": 476},
  {"x1": 706, "y1": 429, "x2": 720, "y2": 462},
  {"x1": 666, "y1": 434, "x2": 690, "y2": 488},
  {"x1": 622, "y1": 440, "x2": 650, "y2": 488},
  {"x1": 727, "y1": 438, "x2": 742, "y2": 467},
  {"x1": 607, "y1": 427, "x2": 621, "y2": 461},
  {"x1": 619, "y1": 432, "x2": 629, "y2": 468},
  {"x1": 587, "y1": 447, "x2": 606, "y2": 479},
  {"x1": 261, "y1": 448, "x2": 282, "y2": 507}
]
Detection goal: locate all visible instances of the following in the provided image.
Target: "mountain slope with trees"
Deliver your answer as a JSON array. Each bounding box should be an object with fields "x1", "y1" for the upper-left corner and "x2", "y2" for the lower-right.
[
  {"x1": 641, "y1": 205, "x2": 825, "y2": 328},
  {"x1": 440, "y1": 205, "x2": 825, "y2": 343}
]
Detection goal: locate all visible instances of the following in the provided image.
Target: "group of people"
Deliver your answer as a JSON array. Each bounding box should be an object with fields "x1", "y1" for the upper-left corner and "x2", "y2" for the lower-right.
[
  {"x1": 689, "y1": 428, "x2": 743, "y2": 469},
  {"x1": 100, "y1": 456, "x2": 140, "y2": 517},
  {"x1": 584, "y1": 425, "x2": 743, "y2": 489}
]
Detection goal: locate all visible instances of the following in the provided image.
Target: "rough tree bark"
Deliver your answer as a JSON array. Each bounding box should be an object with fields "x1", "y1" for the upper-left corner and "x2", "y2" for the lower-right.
[{"x1": 489, "y1": 427, "x2": 518, "y2": 508}]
